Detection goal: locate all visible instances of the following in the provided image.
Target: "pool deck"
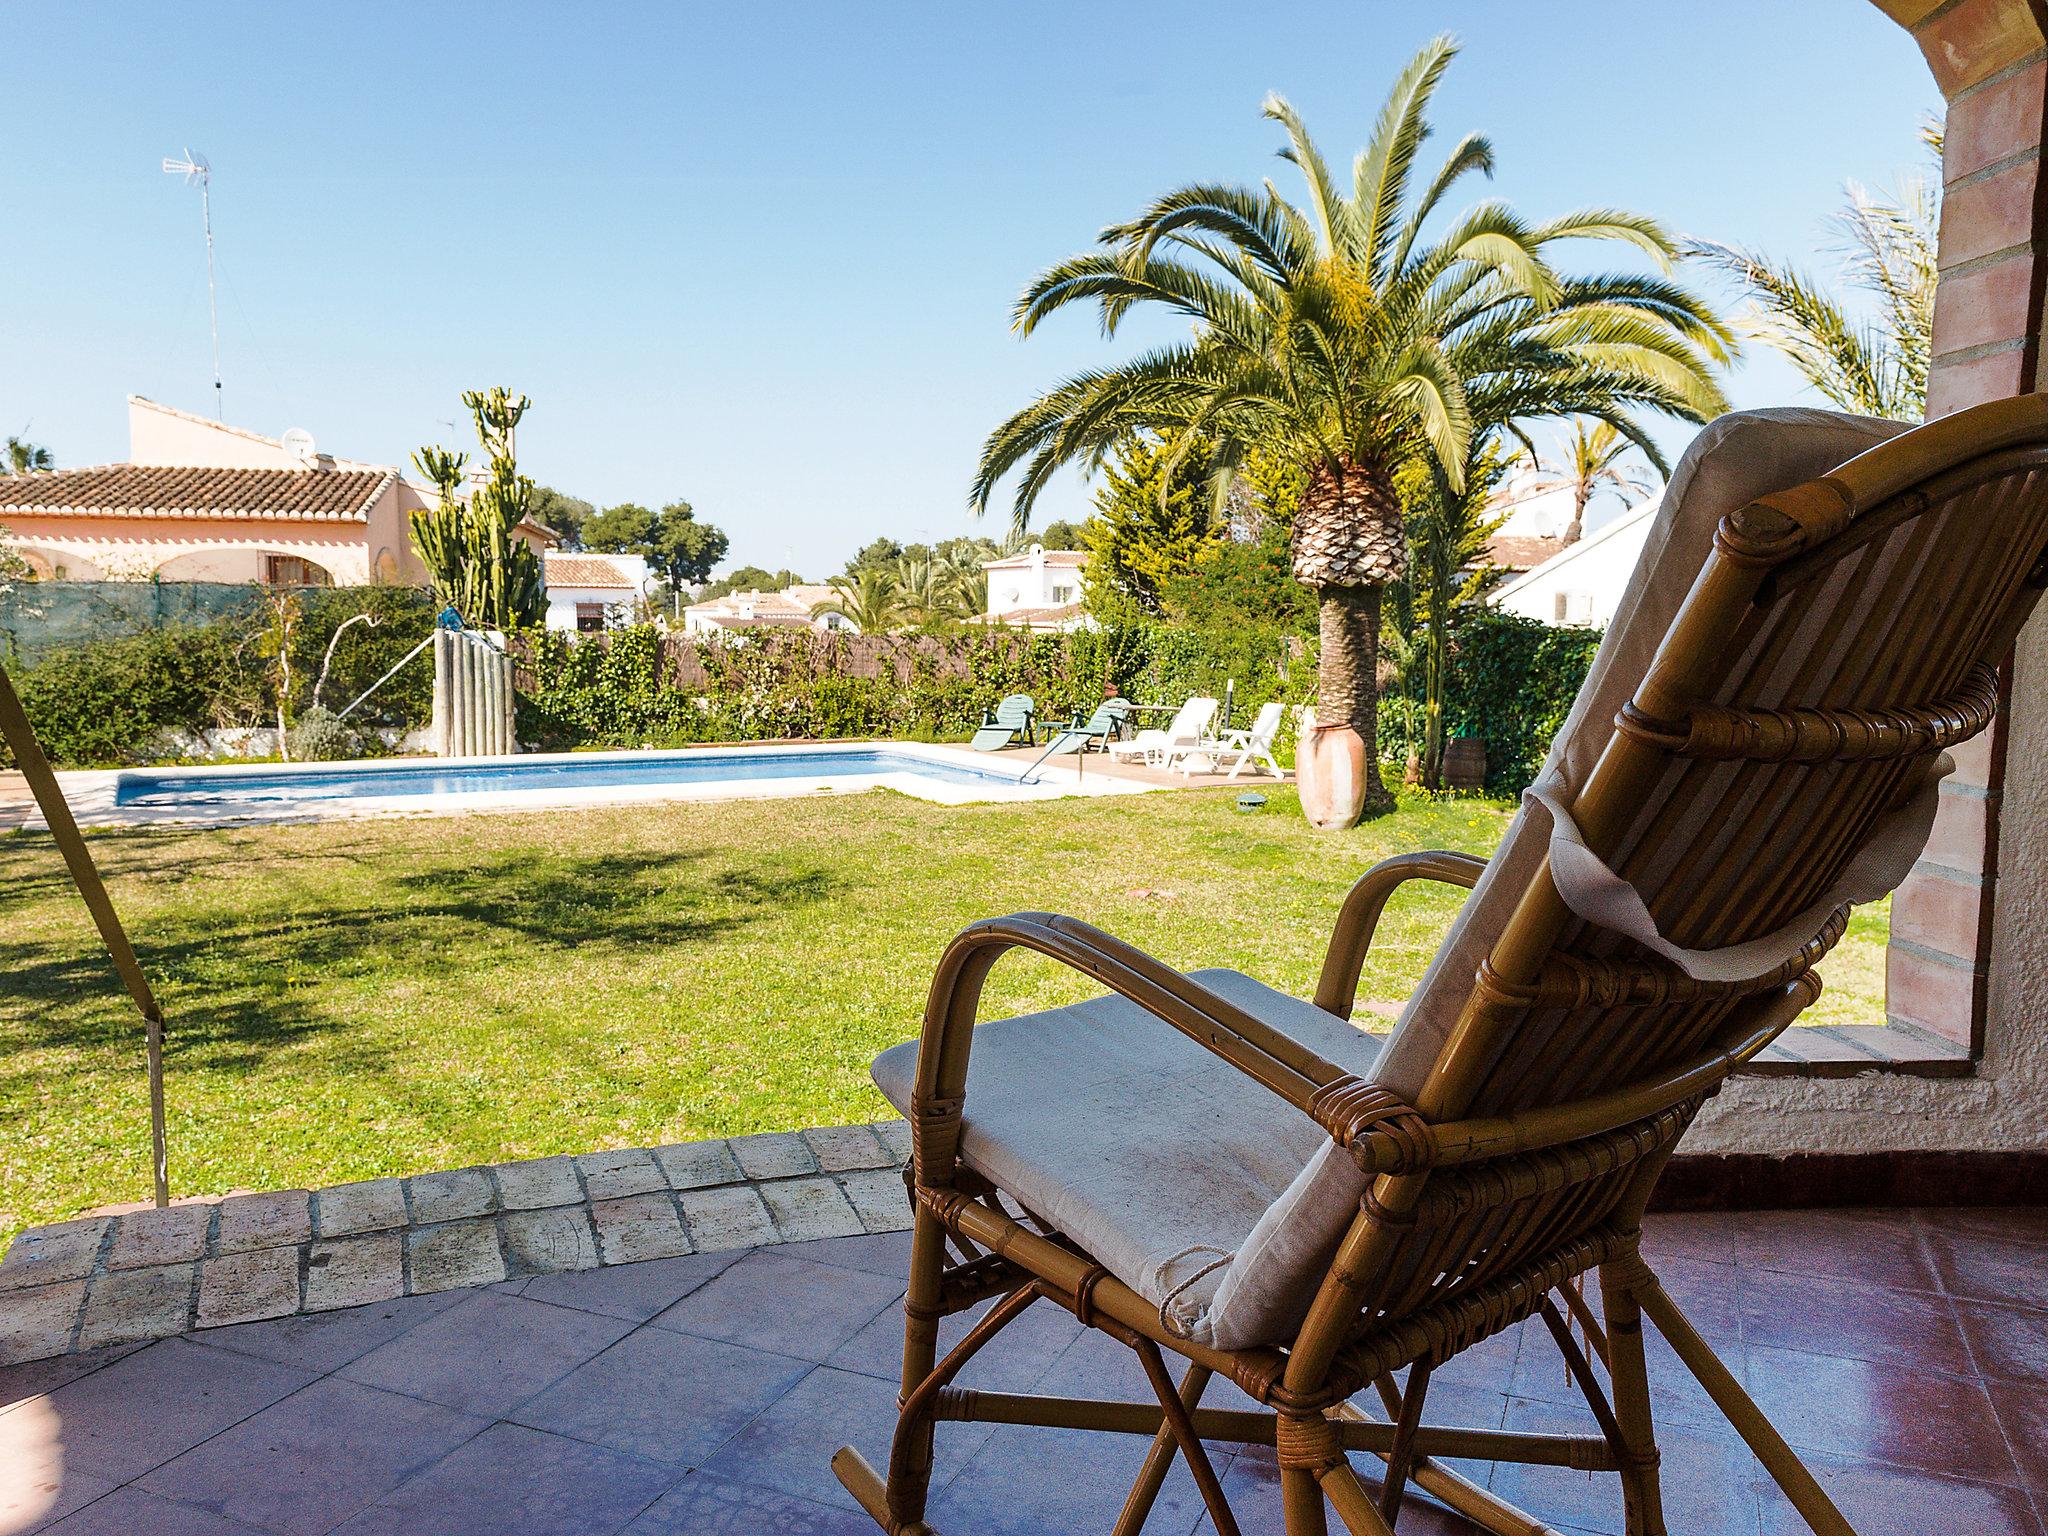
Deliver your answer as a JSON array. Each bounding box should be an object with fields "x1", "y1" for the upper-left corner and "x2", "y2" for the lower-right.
[{"x1": 21, "y1": 739, "x2": 1280, "y2": 831}]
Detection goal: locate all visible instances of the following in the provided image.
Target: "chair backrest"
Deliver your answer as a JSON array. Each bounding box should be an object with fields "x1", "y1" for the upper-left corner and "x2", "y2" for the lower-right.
[
  {"x1": 994, "y1": 694, "x2": 1034, "y2": 727},
  {"x1": 1241, "y1": 701, "x2": 1284, "y2": 746},
  {"x1": 1082, "y1": 697, "x2": 1132, "y2": 735},
  {"x1": 1198, "y1": 402, "x2": 2048, "y2": 1354},
  {"x1": 1168, "y1": 696, "x2": 1218, "y2": 740}
]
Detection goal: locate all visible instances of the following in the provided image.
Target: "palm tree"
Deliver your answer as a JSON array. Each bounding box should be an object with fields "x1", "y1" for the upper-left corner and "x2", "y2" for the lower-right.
[
  {"x1": 973, "y1": 36, "x2": 1734, "y2": 824},
  {"x1": 1533, "y1": 420, "x2": 1652, "y2": 545},
  {"x1": 4, "y1": 435, "x2": 54, "y2": 474},
  {"x1": 825, "y1": 565, "x2": 904, "y2": 635},
  {"x1": 1690, "y1": 133, "x2": 1937, "y2": 420}
]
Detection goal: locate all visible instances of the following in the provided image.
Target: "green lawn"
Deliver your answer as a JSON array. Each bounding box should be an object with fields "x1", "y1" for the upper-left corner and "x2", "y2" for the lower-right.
[{"x1": 0, "y1": 786, "x2": 1888, "y2": 1241}]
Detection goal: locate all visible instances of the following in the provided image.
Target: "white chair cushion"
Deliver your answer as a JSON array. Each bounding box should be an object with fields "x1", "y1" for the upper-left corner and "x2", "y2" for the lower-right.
[{"x1": 871, "y1": 969, "x2": 1379, "y2": 1337}]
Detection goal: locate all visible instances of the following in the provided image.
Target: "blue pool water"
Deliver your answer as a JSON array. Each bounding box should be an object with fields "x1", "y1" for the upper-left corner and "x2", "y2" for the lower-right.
[{"x1": 114, "y1": 748, "x2": 1028, "y2": 808}]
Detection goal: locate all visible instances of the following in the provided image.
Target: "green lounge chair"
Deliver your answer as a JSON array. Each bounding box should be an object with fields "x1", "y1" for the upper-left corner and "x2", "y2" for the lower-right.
[
  {"x1": 970, "y1": 693, "x2": 1036, "y2": 751},
  {"x1": 1056, "y1": 696, "x2": 1131, "y2": 753}
]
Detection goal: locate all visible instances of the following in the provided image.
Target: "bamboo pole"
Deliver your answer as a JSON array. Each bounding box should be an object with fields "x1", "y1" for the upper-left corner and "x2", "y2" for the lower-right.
[{"x1": 0, "y1": 660, "x2": 169, "y2": 1207}]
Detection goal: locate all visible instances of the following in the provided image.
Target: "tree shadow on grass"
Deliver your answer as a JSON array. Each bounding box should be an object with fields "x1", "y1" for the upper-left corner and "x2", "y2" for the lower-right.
[{"x1": 0, "y1": 844, "x2": 838, "y2": 1075}]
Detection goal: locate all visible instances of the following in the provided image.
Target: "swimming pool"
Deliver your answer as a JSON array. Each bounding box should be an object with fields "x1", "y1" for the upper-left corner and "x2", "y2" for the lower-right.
[{"x1": 58, "y1": 741, "x2": 1153, "y2": 826}]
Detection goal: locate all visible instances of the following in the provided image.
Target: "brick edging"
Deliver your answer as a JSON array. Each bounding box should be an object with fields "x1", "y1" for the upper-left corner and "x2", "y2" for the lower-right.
[{"x1": 0, "y1": 1121, "x2": 913, "y2": 1367}]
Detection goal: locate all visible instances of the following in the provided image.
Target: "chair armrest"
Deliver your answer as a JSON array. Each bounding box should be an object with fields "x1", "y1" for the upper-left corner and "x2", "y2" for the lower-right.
[
  {"x1": 1314, "y1": 851, "x2": 1487, "y2": 1020},
  {"x1": 907, "y1": 910, "x2": 1360, "y2": 1188}
]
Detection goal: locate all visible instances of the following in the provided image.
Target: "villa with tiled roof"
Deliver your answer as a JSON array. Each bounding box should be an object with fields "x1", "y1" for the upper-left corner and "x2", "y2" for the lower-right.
[{"x1": 0, "y1": 396, "x2": 554, "y2": 586}]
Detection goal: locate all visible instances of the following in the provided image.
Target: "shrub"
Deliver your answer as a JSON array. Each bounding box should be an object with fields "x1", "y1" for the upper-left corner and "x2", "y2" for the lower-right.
[
  {"x1": 284, "y1": 706, "x2": 361, "y2": 761},
  {"x1": 1417, "y1": 610, "x2": 1602, "y2": 793}
]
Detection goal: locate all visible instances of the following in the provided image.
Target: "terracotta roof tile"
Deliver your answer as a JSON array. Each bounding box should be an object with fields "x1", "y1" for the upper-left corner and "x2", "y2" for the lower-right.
[
  {"x1": 542, "y1": 553, "x2": 639, "y2": 588},
  {"x1": 0, "y1": 465, "x2": 390, "y2": 521},
  {"x1": 1482, "y1": 533, "x2": 1567, "y2": 572}
]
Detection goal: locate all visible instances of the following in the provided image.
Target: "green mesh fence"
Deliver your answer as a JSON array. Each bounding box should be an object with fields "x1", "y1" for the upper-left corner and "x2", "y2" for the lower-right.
[{"x1": 0, "y1": 581, "x2": 308, "y2": 664}]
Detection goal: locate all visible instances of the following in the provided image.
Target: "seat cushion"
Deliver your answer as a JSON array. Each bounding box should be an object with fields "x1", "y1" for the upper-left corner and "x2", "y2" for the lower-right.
[{"x1": 871, "y1": 968, "x2": 1379, "y2": 1336}]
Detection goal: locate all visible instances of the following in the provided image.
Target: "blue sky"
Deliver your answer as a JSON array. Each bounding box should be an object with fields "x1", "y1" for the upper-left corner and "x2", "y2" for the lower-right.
[{"x1": 4, "y1": 2, "x2": 1939, "y2": 575}]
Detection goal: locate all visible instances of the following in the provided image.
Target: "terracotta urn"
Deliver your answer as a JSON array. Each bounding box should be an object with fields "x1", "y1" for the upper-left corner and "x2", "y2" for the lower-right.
[{"x1": 1295, "y1": 707, "x2": 1368, "y2": 830}]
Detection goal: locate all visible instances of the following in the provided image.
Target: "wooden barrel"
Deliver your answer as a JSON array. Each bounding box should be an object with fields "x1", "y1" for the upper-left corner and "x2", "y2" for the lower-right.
[{"x1": 1442, "y1": 736, "x2": 1487, "y2": 792}]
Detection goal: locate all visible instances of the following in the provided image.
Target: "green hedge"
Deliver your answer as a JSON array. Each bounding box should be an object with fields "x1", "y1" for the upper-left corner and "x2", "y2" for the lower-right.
[
  {"x1": 517, "y1": 621, "x2": 1317, "y2": 753},
  {"x1": 1, "y1": 587, "x2": 438, "y2": 768},
  {"x1": 1387, "y1": 610, "x2": 1602, "y2": 793}
]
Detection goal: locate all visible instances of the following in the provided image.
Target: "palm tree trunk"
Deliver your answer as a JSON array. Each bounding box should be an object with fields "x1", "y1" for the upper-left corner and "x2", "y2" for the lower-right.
[{"x1": 1316, "y1": 584, "x2": 1395, "y2": 816}]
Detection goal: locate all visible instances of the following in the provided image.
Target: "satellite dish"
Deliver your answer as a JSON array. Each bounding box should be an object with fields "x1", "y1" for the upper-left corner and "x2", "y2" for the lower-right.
[{"x1": 281, "y1": 427, "x2": 317, "y2": 465}]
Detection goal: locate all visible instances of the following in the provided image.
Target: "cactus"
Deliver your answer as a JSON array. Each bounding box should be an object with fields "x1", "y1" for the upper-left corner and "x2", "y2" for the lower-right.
[{"x1": 408, "y1": 388, "x2": 546, "y2": 631}]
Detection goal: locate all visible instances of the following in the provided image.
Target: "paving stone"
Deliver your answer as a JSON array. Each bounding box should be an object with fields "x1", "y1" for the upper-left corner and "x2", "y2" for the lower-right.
[
  {"x1": 870, "y1": 1118, "x2": 912, "y2": 1163},
  {"x1": 802, "y1": 1123, "x2": 895, "y2": 1172},
  {"x1": 337, "y1": 1293, "x2": 633, "y2": 1420},
  {"x1": 760, "y1": 1177, "x2": 866, "y2": 1242},
  {"x1": 0, "y1": 1216, "x2": 109, "y2": 1289},
  {"x1": 214, "y1": 1189, "x2": 312, "y2": 1254},
  {"x1": 0, "y1": 1280, "x2": 85, "y2": 1366},
  {"x1": 652, "y1": 1138, "x2": 743, "y2": 1190},
  {"x1": 406, "y1": 1220, "x2": 507, "y2": 1294},
  {"x1": 105, "y1": 1204, "x2": 211, "y2": 1271},
  {"x1": 304, "y1": 1234, "x2": 405, "y2": 1313},
  {"x1": 503, "y1": 1206, "x2": 601, "y2": 1275},
  {"x1": 78, "y1": 1264, "x2": 194, "y2": 1350},
  {"x1": 838, "y1": 1168, "x2": 915, "y2": 1234},
  {"x1": 591, "y1": 1195, "x2": 692, "y2": 1265},
  {"x1": 730, "y1": 1131, "x2": 818, "y2": 1180},
  {"x1": 679, "y1": 1184, "x2": 779, "y2": 1252},
  {"x1": 405, "y1": 1166, "x2": 496, "y2": 1225},
  {"x1": 574, "y1": 1146, "x2": 666, "y2": 1201},
  {"x1": 196, "y1": 1247, "x2": 300, "y2": 1329},
  {"x1": 491, "y1": 1155, "x2": 582, "y2": 1211},
  {"x1": 315, "y1": 1178, "x2": 407, "y2": 1238}
]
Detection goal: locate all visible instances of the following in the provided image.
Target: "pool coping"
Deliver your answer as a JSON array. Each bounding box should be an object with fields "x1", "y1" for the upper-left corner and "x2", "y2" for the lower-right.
[
  {"x1": 0, "y1": 1121, "x2": 918, "y2": 1367},
  {"x1": 46, "y1": 740, "x2": 1166, "y2": 828}
]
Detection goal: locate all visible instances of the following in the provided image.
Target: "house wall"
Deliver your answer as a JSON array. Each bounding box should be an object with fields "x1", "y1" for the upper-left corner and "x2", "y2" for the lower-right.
[
  {"x1": 984, "y1": 548, "x2": 1085, "y2": 616},
  {"x1": 0, "y1": 514, "x2": 368, "y2": 584},
  {"x1": 127, "y1": 396, "x2": 304, "y2": 469},
  {"x1": 1491, "y1": 505, "x2": 1656, "y2": 630},
  {"x1": 544, "y1": 586, "x2": 635, "y2": 631}
]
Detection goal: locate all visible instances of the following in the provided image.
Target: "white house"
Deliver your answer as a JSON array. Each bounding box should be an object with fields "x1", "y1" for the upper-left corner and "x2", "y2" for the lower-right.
[
  {"x1": 1490, "y1": 492, "x2": 1660, "y2": 629},
  {"x1": 682, "y1": 585, "x2": 855, "y2": 636},
  {"x1": 978, "y1": 544, "x2": 1090, "y2": 631},
  {"x1": 541, "y1": 551, "x2": 653, "y2": 633}
]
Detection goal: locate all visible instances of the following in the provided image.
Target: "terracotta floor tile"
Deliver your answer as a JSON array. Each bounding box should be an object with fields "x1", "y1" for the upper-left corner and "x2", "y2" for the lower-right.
[
  {"x1": 1739, "y1": 1266, "x2": 1975, "y2": 1377},
  {"x1": 621, "y1": 1469, "x2": 877, "y2": 1533},
  {"x1": 928, "y1": 1418, "x2": 1219, "y2": 1536},
  {"x1": 40, "y1": 1486, "x2": 270, "y2": 1534},
  {"x1": 1926, "y1": 1228, "x2": 2048, "y2": 1311},
  {"x1": 1743, "y1": 1343, "x2": 2021, "y2": 1485},
  {"x1": 1958, "y1": 1300, "x2": 2048, "y2": 1386},
  {"x1": 1508, "y1": 1315, "x2": 1734, "y2": 1435},
  {"x1": 135, "y1": 1377, "x2": 488, "y2": 1535},
  {"x1": 648, "y1": 1250, "x2": 902, "y2": 1362},
  {"x1": 517, "y1": 1249, "x2": 741, "y2": 1323},
  {"x1": 698, "y1": 1365, "x2": 992, "y2": 1512},
  {"x1": 510, "y1": 1327, "x2": 809, "y2": 1466},
  {"x1": 1487, "y1": 1396, "x2": 1759, "y2": 1536},
  {"x1": 335, "y1": 1291, "x2": 633, "y2": 1418},
  {"x1": 1754, "y1": 1449, "x2": 2044, "y2": 1536},
  {"x1": 825, "y1": 1289, "x2": 1080, "y2": 1391},
  {"x1": 1911, "y1": 1206, "x2": 2048, "y2": 1247},
  {"x1": 1728, "y1": 1209, "x2": 1942, "y2": 1293},
  {"x1": 41, "y1": 1336, "x2": 315, "y2": 1484},
  {"x1": 329, "y1": 1421, "x2": 672, "y2": 1536},
  {"x1": 793, "y1": 1229, "x2": 916, "y2": 1279},
  {"x1": 189, "y1": 1289, "x2": 463, "y2": 1375},
  {"x1": 1986, "y1": 1378, "x2": 2048, "y2": 1501}
]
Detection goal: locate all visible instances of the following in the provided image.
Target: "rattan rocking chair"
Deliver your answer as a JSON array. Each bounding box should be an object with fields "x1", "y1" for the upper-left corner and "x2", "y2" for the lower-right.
[{"x1": 833, "y1": 395, "x2": 2048, "y2": 1536}]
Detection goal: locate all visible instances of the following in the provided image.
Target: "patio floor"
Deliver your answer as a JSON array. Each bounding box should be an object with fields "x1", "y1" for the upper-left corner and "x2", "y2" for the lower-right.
[{"x1": 4, "y1": 1205, "x2": 2045, "y2": 1536}]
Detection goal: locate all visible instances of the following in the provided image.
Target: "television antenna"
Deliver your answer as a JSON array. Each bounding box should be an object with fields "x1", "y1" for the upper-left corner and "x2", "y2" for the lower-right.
[{"x1": 161, "y1": 149, "x2": 223, "y2": 418}]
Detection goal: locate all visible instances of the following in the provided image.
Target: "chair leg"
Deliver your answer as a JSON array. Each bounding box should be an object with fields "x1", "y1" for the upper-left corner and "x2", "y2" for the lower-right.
[
  {"x1": 1631, "y1": 1275, "x2": 1856, "y2": 1536},
  {"x1": 1599, "y1": 1259, "x2": 1668, "y2": 1536},
  {"x1": 1281, "y1": 1467, "x2": 1335, "y2": 1536},
  {"x1": 835, "y1": 1206, "x2": 950, "y2": 1533},
  {"x1": 1112, "y1": 1363, "x2": 1213, "y2": 1536}
]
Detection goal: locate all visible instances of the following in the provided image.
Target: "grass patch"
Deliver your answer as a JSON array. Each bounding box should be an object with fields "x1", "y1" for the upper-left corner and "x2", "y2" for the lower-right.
[{"x1": 0, "y1": 786, "x2": 1886, "y2": 1239}]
